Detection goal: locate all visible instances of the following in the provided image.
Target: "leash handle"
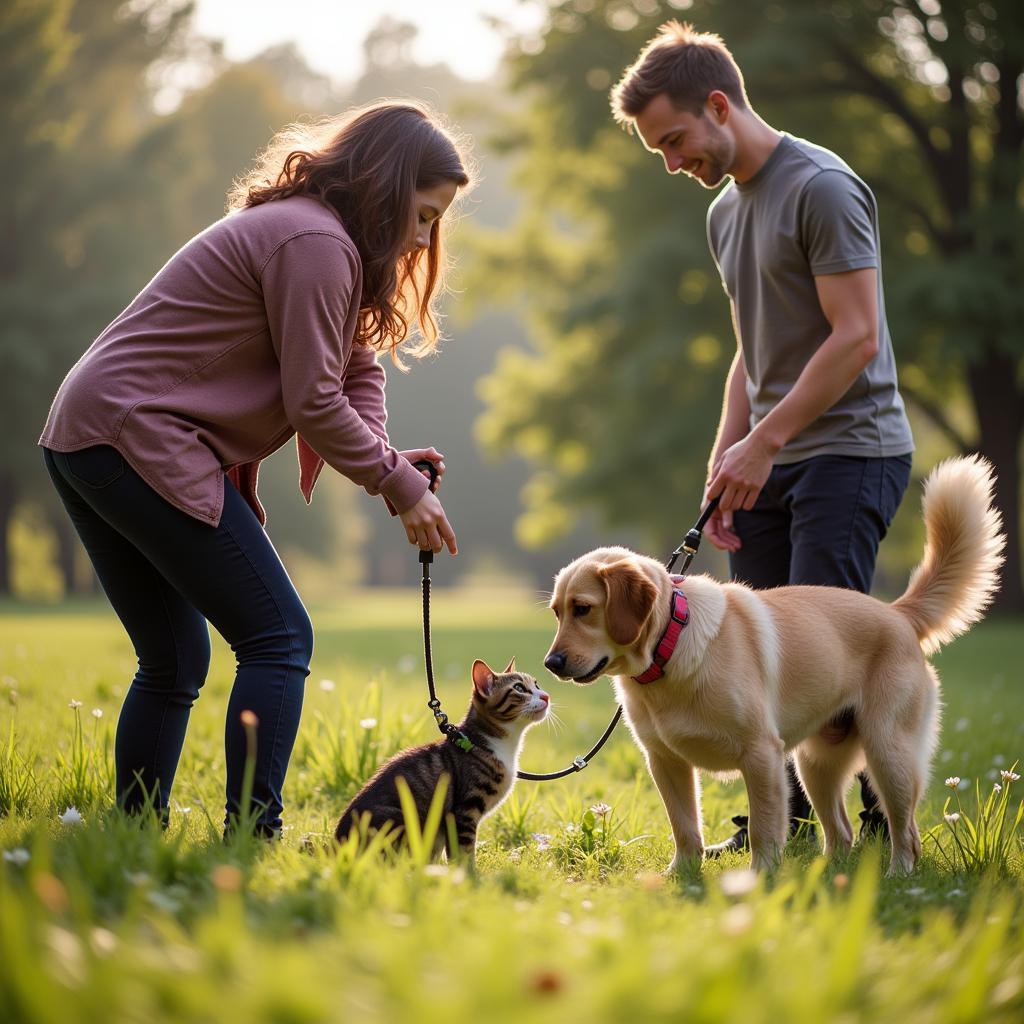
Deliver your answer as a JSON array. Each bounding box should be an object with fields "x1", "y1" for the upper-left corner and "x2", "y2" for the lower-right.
[{"x1": 412, "y1": 458, "x2": 440, "y2": 493}]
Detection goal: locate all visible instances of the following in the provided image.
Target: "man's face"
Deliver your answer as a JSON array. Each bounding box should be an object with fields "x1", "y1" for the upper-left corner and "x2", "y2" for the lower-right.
[{"x1": 634, "y1": 92, "x2": 735, "y2": 189}]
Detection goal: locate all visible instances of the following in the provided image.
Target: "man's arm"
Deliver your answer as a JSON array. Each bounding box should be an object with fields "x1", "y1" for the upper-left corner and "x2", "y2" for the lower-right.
[
  {"x1": 706, "y1": 267, "x2": 880, "y2": 514},
  {"x1": 703, "y1": 304, "x2": 750, "y2": 551}
]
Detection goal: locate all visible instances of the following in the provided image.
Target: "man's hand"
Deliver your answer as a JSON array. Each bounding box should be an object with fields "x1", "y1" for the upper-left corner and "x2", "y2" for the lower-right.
[
  {"x1": 705, "y1": 430, "x2": 778, "y2": 513},
  {"x1": 702, "y1": 505, "x2": 742, "y2": 552}
]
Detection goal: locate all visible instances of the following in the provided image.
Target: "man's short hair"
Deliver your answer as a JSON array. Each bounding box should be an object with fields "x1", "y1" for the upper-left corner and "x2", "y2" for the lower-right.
[{"x1": 610, "y1": 21, "x2": 749, "y2": 128}]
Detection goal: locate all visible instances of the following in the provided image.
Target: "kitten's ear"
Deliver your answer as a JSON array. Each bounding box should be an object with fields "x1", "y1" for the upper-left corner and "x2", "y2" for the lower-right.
[
  {"x1": 472, "y1": 659, "x2": 495, "y2": 697},
  {"x1": 503, "y1": 657, "x2": 516, "y2": 673}
]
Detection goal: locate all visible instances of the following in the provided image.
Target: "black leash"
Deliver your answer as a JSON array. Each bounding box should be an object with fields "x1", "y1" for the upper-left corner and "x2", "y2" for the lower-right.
[{"x1": 413, "y1": 455, "x2": 719, "y2": 782}]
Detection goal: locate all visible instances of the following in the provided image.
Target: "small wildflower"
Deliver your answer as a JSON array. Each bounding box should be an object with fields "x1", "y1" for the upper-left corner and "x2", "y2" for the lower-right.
[
  {"x1": 318, "y1": 679, "x2": 335, "y2": 692},
  {"x1": 91, "y1": 708, "x2": 103, "y2": 719},
  {"x1": 994, "y1": 783, "x2": 1002, "y2": 793},
  {"x1": 397, "y1": 655, "x2": 417, "y2": 674},
  {"x1": 68, "y1": 699, "x2": 82, "y2": 709},
  {"x1": 89, "y1": 928, "x2": 117, "y2": 957},
  {"x1": 528, "y1": 968, "x2": 564, "y2": 995},
  {"x1": 944, "y1": 812, "x2": 960, "y2": 824},
  {"x1": 359, "y1": 718, "x2": 378, "y2": 729},
  {"x1": 59, "y1": 807, "x2": 83, "y2": 826},
  {"x1": 722, "y1": 903, "x2": 754, "y2": 936},
  {"x1": 905, "y1": 887, "x2": 927, "y2": 897},
  {"x1": 211, "y1": 865, "x2": 243, "y2": 893},
  {"x1": 3, "y1": 848, "x2": 30, "y2": 866},
  {"x1": 1000, "y1": 770, "x2": 1020, "y2": 782},
  {"x1": 589, "y1": 802, "x2": 612, "y2": 816},
  {"x1": 945, "y1": 776, "x2": 961, "y2": 789},
  {"x1": 530, "y1": 832, "x2": 552, "y2": 851},
  {"x1": 832, "y1": 873, "x2": 849, "y2": 890},
  {"x1": 720, "y1": 868, "x2": 757, "y2": 898},
  {"x1": 636, "y1": 871, "x2": 666, "y2": 891}
]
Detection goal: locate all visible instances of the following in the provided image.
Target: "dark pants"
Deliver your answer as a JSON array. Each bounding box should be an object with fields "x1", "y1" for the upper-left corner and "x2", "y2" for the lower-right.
[
  {"x1": 44, "y1": 446, "x2": 313, "y2": 833},
  {"x1": 730, "y1": 453, "x2": 913, "y2": 823}
]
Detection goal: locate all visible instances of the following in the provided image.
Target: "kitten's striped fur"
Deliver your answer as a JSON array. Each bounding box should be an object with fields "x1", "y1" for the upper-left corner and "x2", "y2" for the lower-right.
[{"x1": 335, "y1": 659, "x2": 549, "y2": 861}]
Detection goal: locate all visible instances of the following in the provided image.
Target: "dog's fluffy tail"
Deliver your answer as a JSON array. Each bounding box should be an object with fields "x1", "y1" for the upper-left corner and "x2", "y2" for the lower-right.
[{"x1": 892, "y1": 455, "x2": 1005, "y2": 655}]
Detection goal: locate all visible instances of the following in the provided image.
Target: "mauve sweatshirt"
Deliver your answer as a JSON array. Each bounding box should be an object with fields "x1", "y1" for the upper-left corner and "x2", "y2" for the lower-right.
[{"x1": 39, "y1": 195, "x2": 429, "y2": 527}]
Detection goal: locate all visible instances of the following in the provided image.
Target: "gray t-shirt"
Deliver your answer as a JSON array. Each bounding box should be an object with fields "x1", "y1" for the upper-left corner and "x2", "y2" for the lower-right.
[{"x1": 706, "y1": 134, "x2": 913, "y2": 462}]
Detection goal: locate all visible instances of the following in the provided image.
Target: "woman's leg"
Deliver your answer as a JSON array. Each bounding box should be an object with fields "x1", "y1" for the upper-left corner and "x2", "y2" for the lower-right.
[
  {"x1": 44, "y1": 446, "x2": 313, "y2": 832},
  {"x1": 44, "y1": 447, "x2": 210, "y2": 818}
]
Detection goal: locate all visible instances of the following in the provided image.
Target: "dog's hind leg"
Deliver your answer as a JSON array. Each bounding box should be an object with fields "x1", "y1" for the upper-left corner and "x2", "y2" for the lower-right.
[
  {"x1": 860, "y1": 668, "x2": 937, "y2": 874},
  {"x1": 740, "y1": 739, "x2": 789, "y2": 871},
  {"x1": 793, "y1": 738, "x2": 860, "y2": 858}
]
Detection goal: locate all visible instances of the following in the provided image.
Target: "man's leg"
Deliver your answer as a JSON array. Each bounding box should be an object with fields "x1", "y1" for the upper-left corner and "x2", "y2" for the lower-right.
[{"x1": 787, "y1": 454, "x2": 913, "y2": 836}]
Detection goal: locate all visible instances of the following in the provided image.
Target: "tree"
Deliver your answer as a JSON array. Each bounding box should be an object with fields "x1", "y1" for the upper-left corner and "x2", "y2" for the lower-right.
[
  {"x1": 475, "y1": 0, "x2": 1023, "y2": 608},
  {"x1": 0, "y1": 0, "x2": 194, "y2": 594}
]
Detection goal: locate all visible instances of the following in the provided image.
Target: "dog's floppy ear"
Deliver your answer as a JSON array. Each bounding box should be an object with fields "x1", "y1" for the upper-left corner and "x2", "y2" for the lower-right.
[{"x1": 597, "y1": 559, "x2": 659, "y2": 646}]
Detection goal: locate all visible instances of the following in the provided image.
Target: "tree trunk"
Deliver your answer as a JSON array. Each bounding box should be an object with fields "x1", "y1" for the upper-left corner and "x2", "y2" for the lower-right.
[
  {"x1": 967, "y1": 349, "x2": 1024, "y2": 612},
  {"x1": 0, "y1": 472, "x2": 15, "y2": 596}
]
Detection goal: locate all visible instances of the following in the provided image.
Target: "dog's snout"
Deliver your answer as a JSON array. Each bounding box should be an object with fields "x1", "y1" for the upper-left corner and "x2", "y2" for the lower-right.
[{"x1": 544, "y1": 651, "x2": 567, "y2": 675}]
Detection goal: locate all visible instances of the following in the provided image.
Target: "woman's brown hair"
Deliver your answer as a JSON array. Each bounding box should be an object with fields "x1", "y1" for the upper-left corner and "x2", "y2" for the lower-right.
[{"x1": 229, "y1": 102, "x2": 470, "y2": 361}]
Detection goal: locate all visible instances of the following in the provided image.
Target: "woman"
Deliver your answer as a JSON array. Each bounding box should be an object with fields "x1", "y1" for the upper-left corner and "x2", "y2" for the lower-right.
[{"x1": 39, "y1": 101, "x2": 470, "y2": 837}]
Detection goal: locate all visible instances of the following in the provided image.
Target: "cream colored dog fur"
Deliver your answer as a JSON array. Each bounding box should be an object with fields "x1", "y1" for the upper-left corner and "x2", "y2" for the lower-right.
[{"x1": 544, "y1": 456, "x2": 1004, "y2": 874}]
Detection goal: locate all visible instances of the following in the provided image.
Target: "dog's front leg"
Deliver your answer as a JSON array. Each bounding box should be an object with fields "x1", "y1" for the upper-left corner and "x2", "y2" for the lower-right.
[
  {"x1": 739, "y1": 741, "x2": 788, "y2": 872},
  {"x1": 646, "y1": 750, "x2": 703, "y2": 872}
]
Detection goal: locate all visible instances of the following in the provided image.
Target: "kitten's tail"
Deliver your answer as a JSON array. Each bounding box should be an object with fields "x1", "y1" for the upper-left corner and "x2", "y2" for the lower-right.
[{"x1": 891, "y1": 455, "x2": 1005, "y2": 655}]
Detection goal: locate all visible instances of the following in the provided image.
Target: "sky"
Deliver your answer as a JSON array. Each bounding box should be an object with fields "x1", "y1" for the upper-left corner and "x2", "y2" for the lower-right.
[{"x1": 190, "y1": 0, "x2": 549, "y2": 84}]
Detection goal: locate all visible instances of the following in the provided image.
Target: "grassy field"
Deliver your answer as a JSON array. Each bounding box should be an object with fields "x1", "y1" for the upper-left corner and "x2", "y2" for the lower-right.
[{"x1": 1, "y1": 590, "x2": 1023, "y2": 1023}]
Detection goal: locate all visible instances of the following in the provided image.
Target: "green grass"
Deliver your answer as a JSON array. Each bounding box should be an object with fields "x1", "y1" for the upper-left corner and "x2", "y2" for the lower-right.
[{"x1": 1, "y1": 594, "x2": 1023, "y2": 1023}]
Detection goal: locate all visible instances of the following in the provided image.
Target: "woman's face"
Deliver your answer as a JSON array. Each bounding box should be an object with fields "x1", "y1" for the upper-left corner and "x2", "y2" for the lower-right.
[{"x1": 406, "y1": 179, "x2": 459, "y2": 253}]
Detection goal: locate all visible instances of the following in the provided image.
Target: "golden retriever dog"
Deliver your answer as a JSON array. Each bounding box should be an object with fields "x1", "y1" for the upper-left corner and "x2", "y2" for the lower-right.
[{"x1": 544, "y1": 456, "x2": 1004, "y2": 875}]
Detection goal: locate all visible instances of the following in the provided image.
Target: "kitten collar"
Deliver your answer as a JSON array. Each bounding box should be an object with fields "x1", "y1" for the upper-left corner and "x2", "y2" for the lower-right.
[{"x1": 631, "y1": 576, "x2": 689, "y2": 685}]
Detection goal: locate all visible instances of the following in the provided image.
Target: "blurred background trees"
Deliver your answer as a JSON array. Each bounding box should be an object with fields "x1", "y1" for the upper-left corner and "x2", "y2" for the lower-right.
[
  {"x1": 2, "y1": 0, "x2": 1021, "y2": 608},
  {"x1": 474, "y1": 0, "x2": 1023, "y2": 608}
]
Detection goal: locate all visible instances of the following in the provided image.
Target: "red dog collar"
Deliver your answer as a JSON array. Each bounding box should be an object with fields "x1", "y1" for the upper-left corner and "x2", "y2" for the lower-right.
[{"x1": 632, "y1": 579, "x2": 689, "y2": 684}]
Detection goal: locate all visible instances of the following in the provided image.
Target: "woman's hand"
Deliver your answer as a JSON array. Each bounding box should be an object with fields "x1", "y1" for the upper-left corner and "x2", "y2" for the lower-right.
[
  {"x1": 399, "y1": 447, "x2": 446, "y2": 492},
  {"x1": 399, "y1": 489, "x2": 458, "y2": 555}
]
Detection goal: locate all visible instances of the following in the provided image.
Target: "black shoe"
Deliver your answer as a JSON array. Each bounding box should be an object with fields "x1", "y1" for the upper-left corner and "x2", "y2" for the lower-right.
[
  {"x1": 858, "y1": 808, "x2": 890, "y2": 842},
  {"x1": 705, "y1": 814, "x2": 818, "y2": 857},
  {"x1": 704, "y1": 815, "x2": 750, "y2": 857}
]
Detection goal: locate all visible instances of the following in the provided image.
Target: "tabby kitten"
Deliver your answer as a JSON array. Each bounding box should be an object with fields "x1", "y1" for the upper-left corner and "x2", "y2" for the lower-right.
[{"x1": 335, "y1": 659, "x2": 549, "y2": 861}]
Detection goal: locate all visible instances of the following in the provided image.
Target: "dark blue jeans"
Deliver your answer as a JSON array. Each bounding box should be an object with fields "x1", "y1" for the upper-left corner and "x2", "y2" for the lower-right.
[
  {"x1": 730, "y1": 453, "x2": 913, "y2": 821},
  {"x1": 44, "y1": 446, "x2": 313, "y2": 833}
]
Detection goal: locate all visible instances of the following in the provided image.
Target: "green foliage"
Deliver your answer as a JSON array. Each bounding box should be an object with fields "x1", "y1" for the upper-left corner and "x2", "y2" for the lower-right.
[
  {"x1": 2, "y1": 602, "x2": 1023, "y2": 1020},
  {"x1": 0, "y1": 719, "x2": 38, "y2": 816},
  {"x1": 292, "y1": 682, "x2": 427, "y2": 804},
  {"x1": 50, "y1": 703, "x2": 113, "y2": 814},
  {"x1": 927, "y1": 764, "x2": 1024, "y2": 873},
  {"x1": 473, "y1": 0, "x2": 1024, "y2": 586}
]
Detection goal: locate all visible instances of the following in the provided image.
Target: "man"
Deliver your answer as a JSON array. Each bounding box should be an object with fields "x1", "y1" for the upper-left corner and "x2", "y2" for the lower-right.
[{"x1": 610, "y1": 21, "x2": 914, "y2": 854}]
